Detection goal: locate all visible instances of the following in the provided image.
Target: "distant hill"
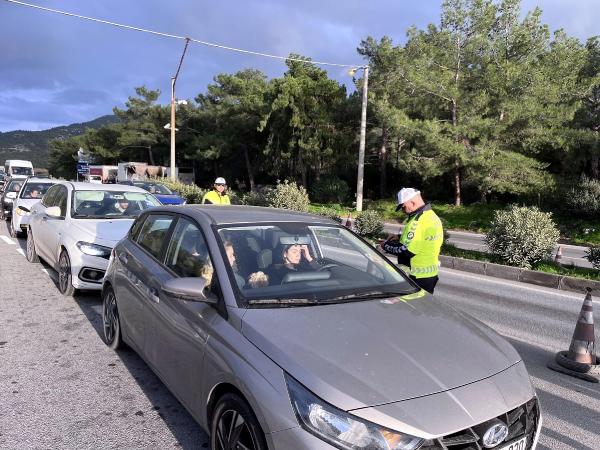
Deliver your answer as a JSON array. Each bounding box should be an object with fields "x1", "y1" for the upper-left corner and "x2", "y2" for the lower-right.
[{"x1": 0, "y1": 115, "x2": 118, "y2": 168}]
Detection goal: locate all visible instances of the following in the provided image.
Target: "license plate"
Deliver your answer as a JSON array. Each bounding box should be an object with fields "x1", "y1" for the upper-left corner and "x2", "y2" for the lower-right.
[{"x1": 498, "y1": 436, "x2": 527, "y2": 450}]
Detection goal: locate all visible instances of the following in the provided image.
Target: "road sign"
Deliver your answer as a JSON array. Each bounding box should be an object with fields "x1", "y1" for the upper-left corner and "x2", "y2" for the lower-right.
[{"x1": 76, "y1": 162, "x2": 89, "y2": 175}]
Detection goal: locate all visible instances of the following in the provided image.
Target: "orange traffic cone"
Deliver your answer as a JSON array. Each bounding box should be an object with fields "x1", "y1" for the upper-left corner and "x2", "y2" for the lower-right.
[
  {"x1": 554, "y1": 245, "x2": 563, "y2": 264},
  {"x1": 548, "y1": 288, "x2": 600, "y2": 383},
  {"x1": 344, "y1": 213, "x2": 353, "y2": 229}
]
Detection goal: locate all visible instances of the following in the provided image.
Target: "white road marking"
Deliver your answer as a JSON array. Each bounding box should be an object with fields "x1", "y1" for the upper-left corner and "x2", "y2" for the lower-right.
[
  {"x1": 440, "y1": 267, "x2": 590, "y2": 301},
  {"x1": 15, "y1": 248, "x2": 25, "y2": 257},
  {"x1": 0, "y1": 235, "x2": 15, "y2": 245}
]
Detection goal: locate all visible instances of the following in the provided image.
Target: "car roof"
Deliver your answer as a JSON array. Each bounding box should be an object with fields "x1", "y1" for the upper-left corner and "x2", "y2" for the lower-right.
[
  {"x1": 23, "y1": 177, "x2": 56, "y2": 184},
  {"x1": 65, "y1": 182, "x2": 149, "y2": 193},
  {"x1": 145, "y1": 205, "x2": 335, "y2": 226}
]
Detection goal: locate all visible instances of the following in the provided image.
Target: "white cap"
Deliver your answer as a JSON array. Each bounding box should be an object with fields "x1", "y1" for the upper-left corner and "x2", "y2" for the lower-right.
[
  {"x1": 396, "y1": 188, "x2": 420, "y2": 210},
  {"x1": 214, "y1": 177, "x2": 227, "y2": 185}
]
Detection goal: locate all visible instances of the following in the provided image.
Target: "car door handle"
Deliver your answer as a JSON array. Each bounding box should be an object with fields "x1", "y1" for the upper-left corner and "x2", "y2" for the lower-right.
[
  {"x1": 42, "y1": 216, "x2": 47, "y2": 221},
  {"x1": 118, "y1": 252, "x2": 128, "y2": 264},
  {"x1": 149, "y1": 287, "x2": 160, "y2": 303}
]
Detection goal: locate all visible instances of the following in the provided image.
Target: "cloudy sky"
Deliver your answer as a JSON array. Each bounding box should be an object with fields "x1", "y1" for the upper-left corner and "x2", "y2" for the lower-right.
[{"x1": 0, "y1": 0, "x2": 598, "y2": 132}]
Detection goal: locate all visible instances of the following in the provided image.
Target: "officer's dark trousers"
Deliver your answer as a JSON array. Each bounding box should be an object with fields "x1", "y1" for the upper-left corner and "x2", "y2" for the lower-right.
[{"x1": 410, "y1": 275, "x2": 439, "y2": 294}]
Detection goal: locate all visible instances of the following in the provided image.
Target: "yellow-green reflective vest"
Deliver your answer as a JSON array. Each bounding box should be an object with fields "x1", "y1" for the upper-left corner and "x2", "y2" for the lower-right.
[
  {"x1": 400, "y1": 207, "x2": 443, "y2": 279},
  {"x1": 202, "y1": 190, "x2": 231, "y2": 205}
]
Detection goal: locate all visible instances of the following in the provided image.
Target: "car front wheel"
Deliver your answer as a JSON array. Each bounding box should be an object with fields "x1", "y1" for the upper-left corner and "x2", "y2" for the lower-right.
[
  {"x1": 26, "y1": 230, "x2": 40, "y2": 263},
  {"x1": 211, "y1": 393, "x2": 267, "y2": 450},
  {"x1": 58, "y1": 250, "x2": 76, "y2": 296}
]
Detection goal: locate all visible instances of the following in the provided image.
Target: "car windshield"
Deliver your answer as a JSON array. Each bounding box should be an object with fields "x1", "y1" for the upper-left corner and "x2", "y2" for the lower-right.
[
  {"x1": 216, "y1": 223, "x2": 416, "y2": 306},
  {"x1": 20, "y1": 182, "x2": 54, "y2": 199},
  {"x1": 133, "y1": 182, "x2": 173, "y2": 195},
  {"x1": 72, "y1": 190, "x2": 161, "y2": 219},
  {"x1": 12, "y1": 167, "x2": 34, "y2": 176}
]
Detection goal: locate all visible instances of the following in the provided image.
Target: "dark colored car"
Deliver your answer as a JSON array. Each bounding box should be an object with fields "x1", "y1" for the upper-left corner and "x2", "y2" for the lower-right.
[
  {"x1": 102, "y1": 205, "x2": 541, "y2": 450},
  {"x1": 119, "y1": 180, "x2": 185, "y2": 205}
]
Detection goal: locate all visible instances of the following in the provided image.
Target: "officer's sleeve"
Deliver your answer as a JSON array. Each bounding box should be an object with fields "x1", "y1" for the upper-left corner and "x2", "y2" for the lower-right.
[{"x1": 382, "y1": 239, "x2": 414, "y2": 266}]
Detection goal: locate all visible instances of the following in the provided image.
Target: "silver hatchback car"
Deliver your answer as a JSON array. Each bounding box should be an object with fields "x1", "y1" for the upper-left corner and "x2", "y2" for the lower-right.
[{"x1": 102, "y1": 206, "x2": 541, "y2": 450}]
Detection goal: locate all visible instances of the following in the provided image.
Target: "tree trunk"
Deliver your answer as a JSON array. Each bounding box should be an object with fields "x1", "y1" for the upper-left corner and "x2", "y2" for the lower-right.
[
  {"x1": 379, "y1": 127, "x2": 389, "y2": 198},
  {"x1": 454, "y1": 162, "x2": 461, "y2": 206},
  {"x1": 591, "y1": 151, "x2": 599, "y2": 179},
  {"x1": 242, "y1": 146, "x2": 255, "y2": 191},
  {"x1": 148, "y1": 146, "x2": 155, "y2": 166}
]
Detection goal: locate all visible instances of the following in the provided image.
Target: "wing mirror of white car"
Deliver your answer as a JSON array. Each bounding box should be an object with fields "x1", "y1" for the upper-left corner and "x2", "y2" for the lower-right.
[
  {"x1": 162, "y1": 278, "x2": 218, "y2": 304},
  {"x1": 45, "y1": 206, "x2": 62, "y2": 218}
]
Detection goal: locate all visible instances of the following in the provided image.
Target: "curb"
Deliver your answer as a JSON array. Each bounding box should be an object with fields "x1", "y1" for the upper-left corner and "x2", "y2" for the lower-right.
[{"x1": 439, "y1": 255, "x2": 600, "y2": 296}]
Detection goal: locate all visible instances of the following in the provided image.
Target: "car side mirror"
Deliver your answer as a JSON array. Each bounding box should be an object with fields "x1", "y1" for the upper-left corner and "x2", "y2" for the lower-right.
[
  {"x1": 162, "y1": 277, "x2": 218, "y2": 304},
  {"x1": 45, "y1": 206, "x2": 62, "y2": 218}
]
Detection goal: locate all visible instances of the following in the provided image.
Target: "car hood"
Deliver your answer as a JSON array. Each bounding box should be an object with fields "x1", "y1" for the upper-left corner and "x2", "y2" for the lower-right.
[
  {"x1": 70, "y1": 218, "x2": 134, "y2": 247},
  {"x1": 241, "y1": 293, "x2": 521, "y2": 411},
  {"x1": 155, "y1": 194, "x2": 184, "y2": 205}
]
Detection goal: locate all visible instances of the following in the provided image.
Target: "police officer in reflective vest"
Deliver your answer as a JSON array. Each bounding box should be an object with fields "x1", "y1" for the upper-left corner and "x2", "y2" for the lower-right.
[
  {"x1": 380, "y1": 188, "x2": 443, "y2": 294},
  {"x1": 202, "y1": 177, "x2": 231, "y2": 205}
]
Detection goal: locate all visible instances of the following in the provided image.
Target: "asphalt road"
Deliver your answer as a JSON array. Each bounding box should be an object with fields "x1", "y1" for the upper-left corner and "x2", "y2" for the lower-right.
[
  {"x1": 1, "y1": 220, "x2": 599, "y2": 449},
  {"x1": 437, "y1": 268, "x2": 600, "y2": 450},
  {"x1": 383, "y1": 222, "x2": 593, "y2": 268}
]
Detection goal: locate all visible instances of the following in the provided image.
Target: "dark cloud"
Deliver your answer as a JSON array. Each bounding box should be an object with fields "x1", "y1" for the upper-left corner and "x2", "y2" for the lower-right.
[{"x1": 0, "y1": 0, "x2": 597, "y2": 131}]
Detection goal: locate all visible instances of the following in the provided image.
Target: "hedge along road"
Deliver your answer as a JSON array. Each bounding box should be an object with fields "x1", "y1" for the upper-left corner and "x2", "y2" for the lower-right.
[
  {"x1": 0, "y1": 221, "x2": 208, "y2": 449},
  {"x1": 383, "y1": 222, "x2": 593, "y2": 269},
  {"x1": 1, "y1": 222, "x2": 599, "y2": 449}
]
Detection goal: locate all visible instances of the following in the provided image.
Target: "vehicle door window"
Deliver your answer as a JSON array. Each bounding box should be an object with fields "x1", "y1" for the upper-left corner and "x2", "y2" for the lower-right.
[
  {"x1": 136, "y1": 214, "x2": 175, "y2": 259},
  {"x1": 53, "y1": 187, "x2": 68, "y2": 218},
  {"x1": 42, "y1": 185, "x2": 59, "y2": 207},
  {"x1": 129, "y1": 214, "x2": 147, "y2": 240},
  {"x1": 165, "y1": 218, "x2": 213, "y2": 286}
]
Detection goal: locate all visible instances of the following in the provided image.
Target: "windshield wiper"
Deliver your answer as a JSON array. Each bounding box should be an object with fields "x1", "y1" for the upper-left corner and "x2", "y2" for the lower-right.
[
  {"x1": 319, "y1": 290, "x2": 411, "y2": 303},
  {"x1": 248, "y1": 298, "x2": 318, "y2": 306}
]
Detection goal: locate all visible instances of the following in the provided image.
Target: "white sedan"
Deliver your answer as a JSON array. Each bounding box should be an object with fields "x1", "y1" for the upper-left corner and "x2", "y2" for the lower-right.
[
  {"x1": 10, "y1": 177, "x2": 56, "y2": 237},
  {"x1": 27, "y1": 182, "x2": 161, "y2": 295}
]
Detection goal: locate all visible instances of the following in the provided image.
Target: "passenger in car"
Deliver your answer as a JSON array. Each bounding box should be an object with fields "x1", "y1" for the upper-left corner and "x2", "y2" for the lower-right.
[
  {"x1": 269, "y1": 244, "x2": 320, "y2": 284},
  {"x1": 224, "y1": 240, "x2": 269, "y2": 289}
]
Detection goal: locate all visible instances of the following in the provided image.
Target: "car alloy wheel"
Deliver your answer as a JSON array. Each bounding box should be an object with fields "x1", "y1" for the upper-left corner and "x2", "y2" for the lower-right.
[
  {"x1": 102, "y1": 288, "x2": 122, "y2": 350},
  {"x1": 58, "y1": 251, "x2": 75, "y2": 296},
  {"x1": 211, "y1": 394, "x2": 266, "y2": 450},
  {"x1": 26, "y1": 230, "x2": 39, "y2": 263}
]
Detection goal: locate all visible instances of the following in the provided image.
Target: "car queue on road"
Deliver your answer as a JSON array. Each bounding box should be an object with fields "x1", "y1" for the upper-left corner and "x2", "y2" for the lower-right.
[{"x1": 0, "y1": 175, "x2": 543, "y2": 450}]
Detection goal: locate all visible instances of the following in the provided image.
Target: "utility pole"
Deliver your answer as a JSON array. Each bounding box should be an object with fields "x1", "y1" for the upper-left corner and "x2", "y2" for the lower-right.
[
  {"x1": 356, "y1": 66, "x2": 369, "y2": 212},
  {"x1": 170, "y1": 38, "x2": 190, "y2": 181}
]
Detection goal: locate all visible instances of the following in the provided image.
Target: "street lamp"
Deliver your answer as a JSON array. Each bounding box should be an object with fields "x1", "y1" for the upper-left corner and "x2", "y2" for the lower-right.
[
  {"x1": 170, "y1": 38, "x2": 191, "y2": 181},
  {"x1": 350, "y1": 66, "x2": 369, "y2": 212}
]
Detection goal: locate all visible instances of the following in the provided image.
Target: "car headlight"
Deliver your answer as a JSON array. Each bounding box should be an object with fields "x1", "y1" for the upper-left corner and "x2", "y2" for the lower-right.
[
  {"x1": 76, "y1": 241, "x2": 112, "y2": 259},
  {"x1": 16, "y1": 206, "x2": 30, "y2": 216},
  {"x1": 285, "y1": 374, "x2": 424, "y2": 450}
]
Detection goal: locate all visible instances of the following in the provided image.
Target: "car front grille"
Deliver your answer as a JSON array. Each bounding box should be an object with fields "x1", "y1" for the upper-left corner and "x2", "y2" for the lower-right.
[{"x1": 421, "y1": 398, "x2": 539, "y2": 450}]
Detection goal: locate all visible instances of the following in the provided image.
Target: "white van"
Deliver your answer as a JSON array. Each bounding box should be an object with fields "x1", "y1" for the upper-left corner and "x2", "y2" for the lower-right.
[{"x1": 4, "y1": 160, "x2": 34, "y2": 178}]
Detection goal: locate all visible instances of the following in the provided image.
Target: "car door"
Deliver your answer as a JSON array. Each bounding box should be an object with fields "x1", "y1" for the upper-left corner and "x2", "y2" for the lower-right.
[
  {"x1": 43, "y1": 185, "x2": 69, "y2": 267},
  {"x1": 114, "y1": 213, "x2": 176, "y2": 355},
  {"x1": 32, "y1": 185, "x2": 63, "y2": 263},
  {"x1": 146, "y1": 216, "x2": 221, "y2": 410}
]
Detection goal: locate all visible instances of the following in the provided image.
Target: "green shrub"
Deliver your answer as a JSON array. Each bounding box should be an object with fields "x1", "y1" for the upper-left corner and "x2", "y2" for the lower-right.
[
  {"x1": 354, "y1": 210, "x2": 384, "y2": 238},
  {"x1": 565, "y1": 176, "x2": 600, "y2": 218},
  {"x1": 586, "y1": 246, "x2": 600, "y2": 270},
  {"x1": 310, "y1": 176, "x2": 350, "y2": 203},
  {"x1": 240, "y1": 188, "x2": 272, "y2": 207},
  {"x1": 485, "y1": 205, "x2": 560, "y2": 268},
  {"x1": 315, "y1": 206, "x2": 343, "y2": 223},
  {"x1": 153, "y1": 178, "x2": 205, "y2": 204},
  {"x1": 267, "y1": 180, "x2": 310, "y2": 212}
]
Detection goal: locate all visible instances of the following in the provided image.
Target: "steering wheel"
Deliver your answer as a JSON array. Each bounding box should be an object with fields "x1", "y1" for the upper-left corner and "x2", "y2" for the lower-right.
[{"x1": 317, "y1": 263, "x2": 339, "y2": 271}]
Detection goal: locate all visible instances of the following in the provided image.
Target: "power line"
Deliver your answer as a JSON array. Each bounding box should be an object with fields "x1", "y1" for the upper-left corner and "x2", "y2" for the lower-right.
[{"x1": 3, "y1": 0, "x2": 367, "y2": 69}]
